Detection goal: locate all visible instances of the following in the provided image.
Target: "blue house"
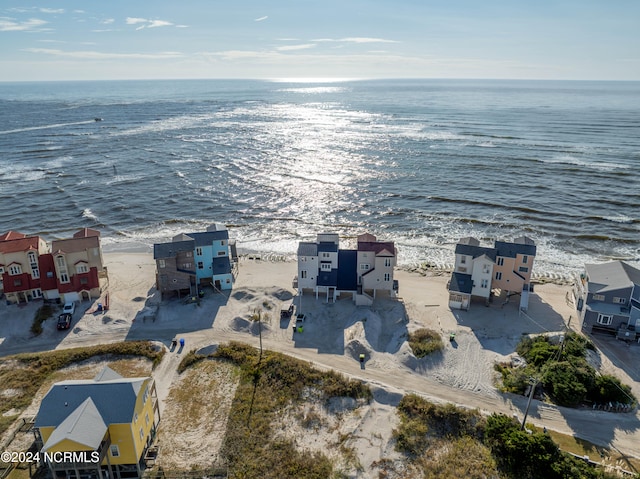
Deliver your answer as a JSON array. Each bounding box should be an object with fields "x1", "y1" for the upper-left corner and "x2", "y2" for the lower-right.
[{"x1": 153, "y1": 224, "x2": 237, "y2": 298}]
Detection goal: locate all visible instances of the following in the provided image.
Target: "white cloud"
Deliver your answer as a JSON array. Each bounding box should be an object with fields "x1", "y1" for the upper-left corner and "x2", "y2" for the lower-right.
[
  {"x1": 313, "y1": 37, "x2": 399, "y2": 44},
  {"x1": 126, "y1": 17, "x2": 175, "y2": 30},
  {"x1": 276, "y1": 44, "x2": 316, "y2": 52},
  {"x1": 39, "y1": 8, "x2": 64, "y2": 14},
  {"x1": 148, "y1": 20, "x2": 173, "y2": 28},
  {"x1": 0, "y1": 17, "x2": 48, "y2": 32},
  {"x1": 254, "y1": 16, "x2": 268, "y2": 22},
  {"x1": 23, "y1": 48, "x2": 183, "y2": 60},
  {"x1": 102, "y1": 18, "x2": 115, "y2": 25},
  {"x1": 126, "y1": 17, "x2": 148, "y2": 25}
]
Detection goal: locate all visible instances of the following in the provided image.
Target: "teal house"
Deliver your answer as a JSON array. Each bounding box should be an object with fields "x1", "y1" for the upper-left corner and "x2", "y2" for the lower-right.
[
  {"x1": 190, "y1": 224, "x2": 236, "y2": 291},
  {"x1": 154, "y1": 224, "x2": 237, "y2": 298}
]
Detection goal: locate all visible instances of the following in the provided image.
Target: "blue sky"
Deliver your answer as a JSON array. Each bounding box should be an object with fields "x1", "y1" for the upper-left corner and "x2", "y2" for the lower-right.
[{"x1": 1, "y1": 1, "x2": 639, "y2": 81}]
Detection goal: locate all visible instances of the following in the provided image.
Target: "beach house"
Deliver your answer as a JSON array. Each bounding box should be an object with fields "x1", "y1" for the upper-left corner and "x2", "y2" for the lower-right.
[
  {"x1": 154, "y1": 224, "x2": 238, "y2": 298},
  {"x1": 50, "y1": 228, "x2": 107, "y2": 303},
  {"x1": 34, "y1": 366, "x2": 160, "y2": 479},
  {"x1": 575, "y1": 261, "x2": 640, "y2": 341},
  {"x1": 1, "y1": 229, "x2": 108, "y2": 305},
  {"x1": 448, "y1": 236, "x2": 537, "y2": 311},
  {"x1": 295, "y1": 233, "x2": 397, "y2": 305},
  {"x1": 0, "y1": 231, "x2": 49, "y2": 303}
]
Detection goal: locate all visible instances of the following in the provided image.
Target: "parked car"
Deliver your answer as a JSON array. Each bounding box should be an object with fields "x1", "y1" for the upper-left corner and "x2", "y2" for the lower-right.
[
  {"x1": 62, "y1": 302, "x2": 75, "y2": 315},
  {"x1": 57, "y1": 313, "x2": 72, "y2": 330}
]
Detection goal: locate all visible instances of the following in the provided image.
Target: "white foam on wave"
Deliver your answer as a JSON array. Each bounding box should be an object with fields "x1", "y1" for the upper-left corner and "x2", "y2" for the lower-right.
[
  {"x1": 81, "y1": 208, "x2": 98, "y2": 221},
  {"x1": 542, "y1": 155, "x2": 630, "y2": 171}
]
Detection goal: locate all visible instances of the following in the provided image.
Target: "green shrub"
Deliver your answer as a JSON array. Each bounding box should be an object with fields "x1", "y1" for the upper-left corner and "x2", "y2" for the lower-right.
[
  {"x1": 408, "y1": 328, "x2": 444, "y2": 358},
  {"x1": 542, "y1": 361, "x2": 593, "y2": 407},
  {"x1": 30, "y1": 304, "x2": 55, "y2": 335},
  {"x1": 588, "y1": 374, "x2": 636, "y2": 405}
]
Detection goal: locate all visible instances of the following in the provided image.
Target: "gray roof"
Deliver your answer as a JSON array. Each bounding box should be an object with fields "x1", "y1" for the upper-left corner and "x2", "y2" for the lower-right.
[
  {"x1": 153, "y1": 239, "x2": 195, "y2": 259},
  {"x1": 455, "y1": 243, "x2": 497, "y2": 261},
  {"x1": 297, "y1": 242, "x2": 317, "y2": 256},
  {"x1": 449, "y1": 272, "x2": 473, "y2": 294},
  {"x1": 186, "y1": 230, "x2": 229, "y2": 246},
  {"x1": 494, "y1": 240, "x2": 537, "y2": 258},
  {"x1": 42, "y1": 398, "x2": 107, "y2": 452},
  {"x1": 35, "y1": 374, "x2": 148, "y2": 429},
  {"x1": 317, "y1": 241, "x2": 338, "y2": 253},
  {"x1": 586, "y1": 261, "x2": 640, "y2": 294}
]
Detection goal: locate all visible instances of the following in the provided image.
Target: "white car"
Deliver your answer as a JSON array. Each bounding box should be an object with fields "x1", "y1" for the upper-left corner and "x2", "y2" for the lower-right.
[{"x1": 62, "y1": 302, "x2": 76, "y2": 315}]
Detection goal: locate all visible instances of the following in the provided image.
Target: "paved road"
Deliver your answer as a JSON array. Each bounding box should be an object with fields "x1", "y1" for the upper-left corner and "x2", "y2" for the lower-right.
[{"x1": 2, "y1": 324, "x2": 639, "y2": 461}]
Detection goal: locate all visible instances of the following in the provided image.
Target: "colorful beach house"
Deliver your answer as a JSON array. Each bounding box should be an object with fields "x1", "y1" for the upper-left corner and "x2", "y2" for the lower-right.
[
  {"x1": 0, "y1": 228, "x2": 107, "y2": 304},
  {"x1": 49, "y1": 228, "x2": 107, "y2": 303},
  {"x1": 154, "y1": 224, "x2": 238, "y2": 298},
  {"x1": 448, "y1": 236, "x2": 536, "y2": 311},
  {"x1": 295, "y1": 233, "x2": 397, "y2": 305},
  {"x1": 34, "y1": 366, "x2": 160, "y2": 479},
  {"x1": 0, "y1": 231, "x2": 49, "y2": 303},
  {"x1": 575, "y1": 260, "x2": 640, "y2": 341}
]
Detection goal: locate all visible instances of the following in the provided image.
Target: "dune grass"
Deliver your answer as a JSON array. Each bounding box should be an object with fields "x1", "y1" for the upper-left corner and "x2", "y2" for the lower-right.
[{"x1": 408, "y1": 328, "x2": 444, "y2": 358}]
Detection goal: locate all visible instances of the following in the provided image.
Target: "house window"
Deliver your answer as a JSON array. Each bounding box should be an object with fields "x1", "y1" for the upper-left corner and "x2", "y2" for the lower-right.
[
  {"x1": 196, "y1": 247, "x2": 203, "y2": 256},
  {"x1": 495, "y1": 272, "x2": 502, "y2": 280},
  {"x1": 460, "y1": 256, "x2": 466, "y2": 264},
  {"x1": 481, "y1": 279, "x2": 489, "y2": 288},
  {"x1": 183, "y1": 262, "x2": 192, "y2": 269},
  {"x1": 322, "y1": 252, "x2": 330, "y2": 258},
  {"x1": 597, "y1": 314, "x2": 613, "y2": 326},
  {"x1": 482, "y1": 264, "x2": 490, "y2": 274},
  {"x1": 457, "y1": 267, "x2": 467, "y2": 273},
  {"x1": 14, "y1": 279, "x2": 22, "y2": 287},
  {"x1": 198, "y1": 262, "x2": 204, "y2": 270},
  {"x1": 0, "y1": 267, "x2": 4, "y2": 275},
  {"x1": 110, "y1": 445, "x2": 120, "y2": 457},
  {"x1": 145, "y1": 413, "x2": 150, "y2": 426},
  {"x1": 56, "y1": 256, "x2": 69, "y2": 283},
  {"x1": 221, "y1": 240, "x2": 226, "y2": 246},
  {"x1": 360, "y1": 264, "x2": 370, "y2": 271},
  {"x1": 518, "y1": 267, "x2": 529, "y2": 273},
  {"x1": 80, "y1": 277, "x2": 88, "y2": 285},
  {"x1": 301, "y1": 257, "x2": 306, "y2": 262},
  {"x1": 9, "y1": 265, "x2": 22, "y2": 275},
  {"x1": 143, "y1": 386, "x2": 149, "y2": 403},
  {"x1": 301, "y1": 270, "x2": 307, "y2": 279},
  {"x1": 497, "y1": 257, "x2": 504, "y2": 266},
  {"x1": 522, "y1": 255, "x2": 528, "y2": 264},
  {"x1": 592, "y1": 294, "x2": 605, "y2": 301},
  {"x1": 139, "y1": 427, "x2": 144, "y2": 441},
  {"x1": 76, "y1": 264, "x2": 89, "y2": 274},
  {"x1": 28, "y1": 252, "x2": 39, "y2": 279},
  {"x1": 226, "y1": 279, "x2": 230, "y2": 284},
  {"x1": 217, "y1": 251, "x2": 226, "y2": 256},
  {"x1": 134, "y1": 413, "x2": 139, "y2": 423},
  {"x1": 158, "y1": 259, "x2": 166, "y2": 268},
  {"x1": 384, "y1": 258, "x2": 392, "y2": 267},
  {"x1": 32, "y1": 288, "x2": 42, "y2": 298},
  {"x1": 384, "y1": 273, "x2": 390, "y2": 282},
  {"x1": 186, "y1": 252, "x2": 192, "y2": 257},
  {"x1": 613, "y1": 297, "x2": 626, "y2": 304},
  {"x1": 320, "y1": 262, "x2": 331, "y2": 272}
]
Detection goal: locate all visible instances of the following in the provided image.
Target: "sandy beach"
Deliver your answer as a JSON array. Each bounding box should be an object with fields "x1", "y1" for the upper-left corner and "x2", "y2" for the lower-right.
[{"x1": 1, "y1": 251, "x2": 639, "y2": 474}]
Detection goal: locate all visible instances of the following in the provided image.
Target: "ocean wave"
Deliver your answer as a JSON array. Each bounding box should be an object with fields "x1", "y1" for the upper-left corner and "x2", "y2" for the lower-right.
[
  {"x1": 540, "y1": 156, "x2": 631, "y2": 171},
  {"x1": 81, "y1": 208, "x2": 99, "y2": 221}
]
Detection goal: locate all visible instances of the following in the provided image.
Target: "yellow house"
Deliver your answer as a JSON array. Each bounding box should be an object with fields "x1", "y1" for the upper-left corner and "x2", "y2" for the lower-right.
[{"x1": 34, "y1": 367, "x2": 160, "y2": 479}]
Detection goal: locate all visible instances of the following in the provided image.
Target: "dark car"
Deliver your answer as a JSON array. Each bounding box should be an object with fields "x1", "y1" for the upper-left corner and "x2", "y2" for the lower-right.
[{"x1": 57, "y1": 313, "x2": 72, "y2": 330}]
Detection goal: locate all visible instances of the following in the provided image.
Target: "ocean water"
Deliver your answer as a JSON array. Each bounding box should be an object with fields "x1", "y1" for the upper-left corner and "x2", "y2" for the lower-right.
[{"x1": 0, "y1": 79, "x2": 638, "y2": 276}]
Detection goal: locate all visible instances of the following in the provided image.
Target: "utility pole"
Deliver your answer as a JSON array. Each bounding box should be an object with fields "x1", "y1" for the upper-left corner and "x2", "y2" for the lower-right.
[{"x1": 521, "y1": 377, "x2": 537, "y2": 430}]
